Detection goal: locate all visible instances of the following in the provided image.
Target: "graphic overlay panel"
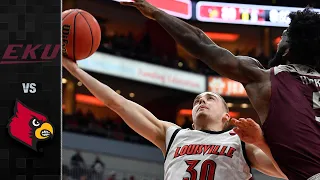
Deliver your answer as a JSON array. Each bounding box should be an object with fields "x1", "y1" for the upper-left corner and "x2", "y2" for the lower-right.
[{"x1": 0, "y1": 0, "x2": 61, "y2": 179}]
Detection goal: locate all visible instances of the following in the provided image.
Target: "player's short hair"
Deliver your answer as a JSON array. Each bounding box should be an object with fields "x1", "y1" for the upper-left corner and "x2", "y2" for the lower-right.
[
  {"x1": 213, "y1": 93, "x2": 229, "y2": 113},
  {"x1": 287, "y1": 8, "x2": 320, "y2": 68},
  {"x1": 194, "y1": 92, "x2": 229, "y2": 113}
]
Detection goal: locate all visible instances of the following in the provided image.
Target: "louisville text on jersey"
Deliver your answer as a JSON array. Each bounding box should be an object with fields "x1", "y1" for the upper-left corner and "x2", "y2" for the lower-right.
[{"x1": 174, "y1": 144, "x2": 236, "y2": 158}]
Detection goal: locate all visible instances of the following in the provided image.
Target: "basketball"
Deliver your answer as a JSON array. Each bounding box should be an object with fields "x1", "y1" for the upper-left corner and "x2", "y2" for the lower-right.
[{"x1": 62, "y1": 9, "x2": 101, "y2": 61}]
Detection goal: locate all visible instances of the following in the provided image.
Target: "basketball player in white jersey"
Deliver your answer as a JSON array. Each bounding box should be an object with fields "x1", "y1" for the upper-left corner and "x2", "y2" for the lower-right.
[{"x1": 62, "y1": 56, "x2": 287, "y2": 179}]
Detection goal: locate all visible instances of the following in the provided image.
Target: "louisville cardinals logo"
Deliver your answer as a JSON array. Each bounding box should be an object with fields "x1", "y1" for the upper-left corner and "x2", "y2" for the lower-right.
[{"x1": 7, "y1": 100, "x2": 54, "y2": 151}]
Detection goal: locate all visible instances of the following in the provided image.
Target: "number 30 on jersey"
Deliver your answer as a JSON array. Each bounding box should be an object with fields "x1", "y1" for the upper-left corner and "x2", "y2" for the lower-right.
[{"x1": 183, "y1": 159, "x2": 216, "y2": 180}]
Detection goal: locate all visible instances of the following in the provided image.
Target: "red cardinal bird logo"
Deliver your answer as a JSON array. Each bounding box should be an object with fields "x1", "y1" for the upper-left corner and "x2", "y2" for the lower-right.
[{"x1": 7, "y1": 100, "x2": 54, "y2": 151}]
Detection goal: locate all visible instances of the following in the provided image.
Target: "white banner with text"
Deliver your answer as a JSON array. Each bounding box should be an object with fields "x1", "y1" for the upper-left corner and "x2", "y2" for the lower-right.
[{"x1": 78, "y1": 52, "x2": 206, "y2": 93}]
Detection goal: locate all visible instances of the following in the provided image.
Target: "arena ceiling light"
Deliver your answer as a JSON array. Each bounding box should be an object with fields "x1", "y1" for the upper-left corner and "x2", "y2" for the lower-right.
[
  {"x1": 76, "y1": 94, "x2": 105, "y2": 107},
  {"x1": 205, "y1": 32, "x2": 239, "y2": 42},
  {"x1": 226, "y1": 103, "x2": 234, "y2": 107},
  {"x1": 62, "y1": 78, "x2": 67, "y2": 84},
  {"x1": 240, "y1": 103, "x2": 249, "y2": 108}
]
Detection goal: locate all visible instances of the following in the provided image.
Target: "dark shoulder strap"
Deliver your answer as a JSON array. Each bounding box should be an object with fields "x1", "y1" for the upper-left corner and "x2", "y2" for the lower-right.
[{"x1": 164, "y1": 128, "x2": 181, "y2": 161}]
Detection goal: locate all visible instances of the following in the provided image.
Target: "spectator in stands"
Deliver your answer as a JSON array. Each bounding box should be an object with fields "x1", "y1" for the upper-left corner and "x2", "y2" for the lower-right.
[
  {"x1": 90, "y1": 156, "x2": 105, "y2": 180},
  {"x1": 70, "y1": 150, "x2": 87, "y2": 179},
  {"x1": 71, "y1": 150, "x2": 86, "y2": 168}
]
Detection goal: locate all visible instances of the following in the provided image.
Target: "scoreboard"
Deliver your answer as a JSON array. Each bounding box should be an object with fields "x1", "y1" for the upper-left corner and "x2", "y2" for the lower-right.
[
  {"x1": 114, "y1": 0, "x2": 320, "y2": 27},
  {"x1": 196, "y1": 1, "x2": 320, "y2": 27}
]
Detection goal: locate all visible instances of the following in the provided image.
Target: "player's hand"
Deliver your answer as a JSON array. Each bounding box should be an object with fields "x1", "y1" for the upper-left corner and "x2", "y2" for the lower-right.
[
  {"x1": 230, "y1": 118, "x2": 265, "y2": 146},
  {"x1": 62, "y1": 56, "x2": 78, "y2": 73},
  {"x1": 120, "y1": 0, "x2": 159, "y2": 20}
]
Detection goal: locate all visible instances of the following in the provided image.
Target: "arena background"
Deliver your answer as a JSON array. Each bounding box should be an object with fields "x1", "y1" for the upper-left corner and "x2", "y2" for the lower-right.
[{"x1": 62, "y1": 0, "x2": 320, "y2": 179}]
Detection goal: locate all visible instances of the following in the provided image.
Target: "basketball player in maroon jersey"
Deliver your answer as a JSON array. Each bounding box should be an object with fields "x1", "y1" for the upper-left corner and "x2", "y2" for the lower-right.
[{"x1": 121, "y1": 2, "x2": 320, "y2": 179}]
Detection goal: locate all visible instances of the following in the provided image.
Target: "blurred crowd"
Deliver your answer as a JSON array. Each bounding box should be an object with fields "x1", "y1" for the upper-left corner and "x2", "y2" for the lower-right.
[
  {"x1": 63, "y1": 110, "x2": 192, "y2": 147},
  {"x1": 63, "y1": 151, "x2": 136, "y2": 180},
  {"x1": 98, "y1": 32, "x2": 202, "y2": 73},
  {"x1": 97, "y1": 31, "x2": 272, "y2": 75},
  {"x1": 63, "y1": 151, "x2": 105, "y2": 180},
  {"x1": 64, "y1": 110, "x2": 151, "y2": 146},
  {"x1": 63, "y1": 150, "x2": 160, "y2": 180}
]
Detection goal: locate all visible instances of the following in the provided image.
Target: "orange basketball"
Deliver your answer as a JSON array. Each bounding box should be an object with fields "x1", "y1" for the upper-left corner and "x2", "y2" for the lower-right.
[{"x1": 62, "y1": 9, "x2": 101, "y2": 61}]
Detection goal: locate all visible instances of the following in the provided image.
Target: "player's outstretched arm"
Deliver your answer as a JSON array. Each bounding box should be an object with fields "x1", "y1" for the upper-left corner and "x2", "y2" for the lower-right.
[
  {"x1": 121, "y1": 0, "x2": 266, "y2": 84},
  {"x1": 230, "y1": 118, "x2": 287, "y2": 179},
  {"x1": 63, "y1": 57, "x2": 177, "y2": 154},
  {"x1": 246, "y1": 144, "x2": 287, "y2": 179}
]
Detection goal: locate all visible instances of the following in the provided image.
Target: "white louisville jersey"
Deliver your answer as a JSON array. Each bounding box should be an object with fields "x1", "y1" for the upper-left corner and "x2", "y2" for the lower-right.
[{"x1": 164, "y1": 126, "x2": 252, "y2": 180}]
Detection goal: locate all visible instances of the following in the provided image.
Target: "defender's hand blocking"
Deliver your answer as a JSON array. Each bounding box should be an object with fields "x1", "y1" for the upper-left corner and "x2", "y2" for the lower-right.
[
  {"x1": 120, "y1": 0, "x2": 159, "y2": 20},
  {"x1": 230, "y1": 118, "x2": 265, "y2": 146}
]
